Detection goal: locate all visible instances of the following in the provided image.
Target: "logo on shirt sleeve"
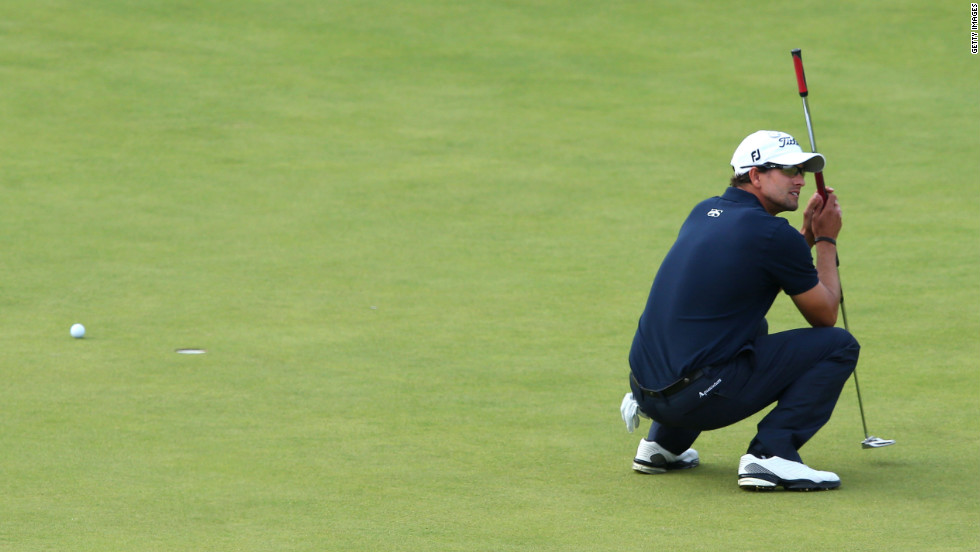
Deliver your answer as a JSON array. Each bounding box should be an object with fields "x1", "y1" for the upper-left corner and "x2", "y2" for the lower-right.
[{"x1": 707, "y1": 209, "x2": 723, "y2": 217}]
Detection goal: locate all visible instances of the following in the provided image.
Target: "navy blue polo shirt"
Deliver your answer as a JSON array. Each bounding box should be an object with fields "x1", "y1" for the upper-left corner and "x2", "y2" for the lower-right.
[{"x1": 629, "y1": 187, "x2": 819, "y2": 390}]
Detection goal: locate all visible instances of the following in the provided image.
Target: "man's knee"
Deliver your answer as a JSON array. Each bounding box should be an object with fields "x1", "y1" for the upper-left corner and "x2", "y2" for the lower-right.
[
  {"x1": 821, "y1": 327, "x2": 860, "y2": 376},
  {"x1": 830, "y1": 326, "x2": 860, "y2": 358}
]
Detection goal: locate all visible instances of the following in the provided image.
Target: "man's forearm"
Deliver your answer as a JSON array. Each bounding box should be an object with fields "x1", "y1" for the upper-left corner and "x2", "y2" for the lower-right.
[{"x1": 815, "y1": 241, "x2": 841, "y2": 307}]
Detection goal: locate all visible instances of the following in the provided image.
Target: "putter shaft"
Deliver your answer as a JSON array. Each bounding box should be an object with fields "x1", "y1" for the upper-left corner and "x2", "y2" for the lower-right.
[{"x1": 791, "y1": 48, "x2": 893, "y2": 449}]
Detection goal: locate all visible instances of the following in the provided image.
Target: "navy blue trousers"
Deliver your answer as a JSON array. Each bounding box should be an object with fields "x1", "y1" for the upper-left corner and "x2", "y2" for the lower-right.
[{"x1": 630, "y1": 325, "x2": 859, "y2": 463}]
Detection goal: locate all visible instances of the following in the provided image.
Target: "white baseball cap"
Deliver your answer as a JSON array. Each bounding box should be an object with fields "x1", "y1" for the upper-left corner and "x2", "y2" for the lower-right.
[{"x1": 730, "y1": 130, "x2": 826, "y2": 176}]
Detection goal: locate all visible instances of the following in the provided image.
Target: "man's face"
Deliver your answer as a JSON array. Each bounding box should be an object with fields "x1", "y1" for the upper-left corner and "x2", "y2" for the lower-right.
[{"x1": 752, "y1": 165, "x2": 806, "y2": 215}]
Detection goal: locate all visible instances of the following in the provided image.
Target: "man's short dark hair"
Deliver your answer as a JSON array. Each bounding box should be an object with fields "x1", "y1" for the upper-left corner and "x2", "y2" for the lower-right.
[
  {"x1": 730, "y1": 166, "x2": 773, "y2": 186},
  {"x1": 730, "y1": 172, "x2": 751, "y2": 186}
]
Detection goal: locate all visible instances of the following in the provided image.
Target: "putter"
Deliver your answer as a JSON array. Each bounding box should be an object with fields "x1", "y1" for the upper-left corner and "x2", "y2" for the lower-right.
[{"x1": 791, "y1": 49, "x2": 895, "y2": 449}]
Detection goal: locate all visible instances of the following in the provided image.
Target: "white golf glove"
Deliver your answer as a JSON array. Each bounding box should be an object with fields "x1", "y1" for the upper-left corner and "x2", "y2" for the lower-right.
[{"x1": 620, "y1": 392, "x2": 648, "y2": 433}]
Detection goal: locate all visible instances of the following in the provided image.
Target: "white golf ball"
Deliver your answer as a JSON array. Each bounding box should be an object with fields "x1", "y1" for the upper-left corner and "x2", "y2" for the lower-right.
[{"x1": 70, "y1": 323, "x2": 86, "y2": 339}]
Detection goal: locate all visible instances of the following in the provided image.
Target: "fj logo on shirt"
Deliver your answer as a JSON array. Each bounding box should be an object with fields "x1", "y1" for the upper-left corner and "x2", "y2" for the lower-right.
[
  {"x1": 707, "y1": 209, "x2": 723, "y2": 217},
  {"x1": 698, "y1": 378, "x2": 723, "y2": 398}
]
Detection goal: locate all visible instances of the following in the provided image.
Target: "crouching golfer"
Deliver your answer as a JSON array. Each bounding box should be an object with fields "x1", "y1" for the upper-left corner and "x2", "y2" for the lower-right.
[{"x1": 623, "y1": 130, "x2": 859, "y2": 491}]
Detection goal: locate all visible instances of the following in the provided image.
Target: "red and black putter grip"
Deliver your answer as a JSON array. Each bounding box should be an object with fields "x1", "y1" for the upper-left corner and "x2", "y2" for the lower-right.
[
  {"x1": 791, "y1": 48, "x2": 808, "y2": 97},
  {"x1": 812, "y1": 168, "x2": 827, "y2": 203}
]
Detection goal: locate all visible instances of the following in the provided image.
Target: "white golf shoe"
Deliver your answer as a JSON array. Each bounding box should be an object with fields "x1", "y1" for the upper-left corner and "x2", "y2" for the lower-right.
[
  {"x1": 738, "y1": 454, "x2": 840, "y2": 491},
  {"x1": 632, "y1": 439, "x2": 699, "y2": 474}
]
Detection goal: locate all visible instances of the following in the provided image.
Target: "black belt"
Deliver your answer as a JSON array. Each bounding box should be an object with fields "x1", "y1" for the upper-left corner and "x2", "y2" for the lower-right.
[{"x1": 631, "y1": 368, "x2": 704, "y2": 398}]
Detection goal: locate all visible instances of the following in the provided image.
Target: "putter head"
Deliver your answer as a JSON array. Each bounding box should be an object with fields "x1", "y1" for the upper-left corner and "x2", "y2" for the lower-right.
[{"x1": 861, "y1": 436, "x2": 896, "y2": 449}]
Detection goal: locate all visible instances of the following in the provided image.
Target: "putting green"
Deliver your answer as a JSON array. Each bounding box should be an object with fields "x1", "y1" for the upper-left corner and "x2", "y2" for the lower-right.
[{"x1": 0, "y1": 1, "x2": 976, "y2": 550}]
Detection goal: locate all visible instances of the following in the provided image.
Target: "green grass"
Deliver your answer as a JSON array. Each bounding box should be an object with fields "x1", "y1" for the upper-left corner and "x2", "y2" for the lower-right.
[{"x1": 1, "y1": 1, "x2": 977, "y2": 550}]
